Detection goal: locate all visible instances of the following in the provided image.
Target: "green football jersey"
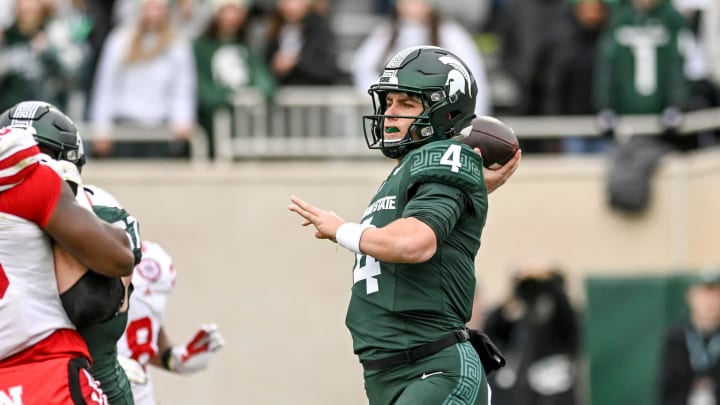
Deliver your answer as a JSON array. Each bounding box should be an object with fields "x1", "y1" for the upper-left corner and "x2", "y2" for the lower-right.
[
  {"x1": 79, "y1": 302, "x2": 134, "y2": 404},
  {"x1": 345, "y1": 140, "x2": 488, "y2": 362}
]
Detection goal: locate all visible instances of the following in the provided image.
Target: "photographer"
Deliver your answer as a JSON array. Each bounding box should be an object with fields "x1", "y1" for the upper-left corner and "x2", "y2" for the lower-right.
[{"x1": 483, "y1": 257, "x2": 580, "y2": 405}]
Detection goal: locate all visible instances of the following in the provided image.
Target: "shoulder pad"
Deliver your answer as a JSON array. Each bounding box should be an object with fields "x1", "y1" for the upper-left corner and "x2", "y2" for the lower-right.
[
  {"x1": 85, "y1": 184, "x2": 123, "y2": 208},
  {"x1": 132, "y1": 241, "x2": 176, "y2": 293},
  {"x1": 140, "y1": 241, "x2": 173, "y2": 264},
  {"x1": 406, "y1": 140, "x2": 486, "y2": 195},
  {"x1": 0, "y1": 126, "x2": 41, "y2": 191}
]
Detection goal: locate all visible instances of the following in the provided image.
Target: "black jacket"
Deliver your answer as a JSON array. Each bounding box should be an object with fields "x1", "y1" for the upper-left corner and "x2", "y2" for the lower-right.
[
  {"x1": 265, "y1": 12, "x2": 340, "y2": 85},
  {"x1": 657, "y1": 323, "x2": 720, "y2": 405}
]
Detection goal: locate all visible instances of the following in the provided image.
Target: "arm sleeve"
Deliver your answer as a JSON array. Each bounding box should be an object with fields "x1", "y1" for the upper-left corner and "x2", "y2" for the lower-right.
[
  {"x1": 0, "y1": 165, "x2": 63, "y2": 227},
  {"x1": 403, "y1": 182, "x2": 466, "y2": 245}
]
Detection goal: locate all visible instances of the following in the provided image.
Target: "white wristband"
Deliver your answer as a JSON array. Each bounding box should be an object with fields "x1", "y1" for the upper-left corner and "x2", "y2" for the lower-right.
[{"x1": 336, "y1": 223, "x2": 375, "y2": 255}]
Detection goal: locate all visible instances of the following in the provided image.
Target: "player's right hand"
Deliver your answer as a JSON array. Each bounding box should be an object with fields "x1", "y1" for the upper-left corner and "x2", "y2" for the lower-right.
[
  {"x1": 169, "y1": 323, "x2": 225, "y2": 374},
  {"x1": 117, "y1": 355, "x2": 148, "y2": 385},
  {"x1": 483, "y1": 149, "x2": 521, "y2": 194}
]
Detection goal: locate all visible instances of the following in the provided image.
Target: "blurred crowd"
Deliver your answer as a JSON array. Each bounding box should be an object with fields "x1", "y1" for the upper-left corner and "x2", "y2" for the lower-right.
[
  {"x1": 469, "y1": 259, "x2": 720, "y2": 405},
  {"x1": 1, "y1": 0, "x2": 719, "y2": 159}
]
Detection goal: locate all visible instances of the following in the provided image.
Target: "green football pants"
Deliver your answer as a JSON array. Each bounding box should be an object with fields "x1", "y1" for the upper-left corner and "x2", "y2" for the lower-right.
[{"x1": 362, "y1": 341, "x2": 490, "y2": 405}]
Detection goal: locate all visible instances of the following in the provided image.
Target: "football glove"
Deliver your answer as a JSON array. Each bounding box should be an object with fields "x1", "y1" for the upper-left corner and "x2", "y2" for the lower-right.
[
  {"x1": 117, "y1": 355, "x2": 148, "y2": 385},
  {"x1": 166, "y1": 323, "x2": 225, "y2": 374},
  {"x1": 92, "y1": 205, "x2": 142, "y2": 266}
]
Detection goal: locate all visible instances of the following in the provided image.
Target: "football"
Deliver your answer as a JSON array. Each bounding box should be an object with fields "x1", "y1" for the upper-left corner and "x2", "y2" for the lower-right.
[{"x1": 462, "y1": 116, "x2": 519, "y2": 170}]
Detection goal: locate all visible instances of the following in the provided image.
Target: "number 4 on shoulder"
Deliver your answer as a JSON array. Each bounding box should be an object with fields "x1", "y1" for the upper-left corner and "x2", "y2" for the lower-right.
[{"x1": 440, "y1": 144, "x2": 462, "y2": 173}]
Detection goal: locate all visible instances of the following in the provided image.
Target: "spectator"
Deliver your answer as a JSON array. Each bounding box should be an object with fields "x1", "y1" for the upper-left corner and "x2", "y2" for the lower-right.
[
  {"x1": 352, "y1": 0, "x2": 490, "y2": 117},
  {"x1": 194, "y1": 0, "x2": 275, "y2": 160},
  {"x1": 89, "y1": 0, "x2": 197, "y2": 158},
  {"x1": 594, "y1": 0, "x2": 690, "y2": 149},
  {"x1": 672, "y1": 0, "x2": 719, "y2": 137},
  {"x1": 657, "y1": 268, "x2": 720, "y2": 405},
  {"x1": 263, "y1": 0, "x2": 339, "y2": 85},
  {"x1": 495, "y1": 0, "x2": 574, "y2": 153},
  {"x1": 545, "y1": 0, "x2": 612, "y2": 154},
  {"x1": 0, "y1": 0, "x2": 88, "y2": 112},
  {"x1": 497, "y1": 0, "x2": 574, "y2": 117},
  {"x1": 484, "y1": 257, "x2": 580, "y2": 405}
]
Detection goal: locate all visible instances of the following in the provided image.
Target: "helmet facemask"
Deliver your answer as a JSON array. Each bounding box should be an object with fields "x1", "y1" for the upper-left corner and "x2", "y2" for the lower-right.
[{"x1": 363, "y1": 90, "x2": 437, "y2": 159}]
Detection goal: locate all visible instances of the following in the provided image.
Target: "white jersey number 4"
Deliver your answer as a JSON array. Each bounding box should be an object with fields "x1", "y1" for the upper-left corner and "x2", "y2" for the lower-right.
[{"x1": 440, "y1": 144, "x2": 463, "y2": 173}]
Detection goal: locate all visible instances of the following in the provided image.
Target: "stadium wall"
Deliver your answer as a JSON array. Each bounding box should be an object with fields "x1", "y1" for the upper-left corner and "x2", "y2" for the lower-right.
[{"x1": 82, "y1": 147, "x2": 720, "y2": 404}]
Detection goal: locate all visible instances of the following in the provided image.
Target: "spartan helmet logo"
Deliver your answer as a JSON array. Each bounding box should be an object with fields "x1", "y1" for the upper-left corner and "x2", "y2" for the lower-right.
[
  {"x1": 445, "y1": 70, "x2": 466, "y2": 98},
  {"x1": 438, "y1": 55, "x2": 470, "y2": 99}
]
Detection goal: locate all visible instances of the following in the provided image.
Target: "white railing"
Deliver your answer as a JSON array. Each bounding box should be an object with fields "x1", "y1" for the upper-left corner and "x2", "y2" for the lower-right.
[
  {"x1": 76, "y1": 122, "x2": 209, "y2": 162},
  {"x1": 501, "y1": 107, "x2": 720, "y2": 139},
  {"x1": 214, "y1": 86, "x2": 376, "y2": 159},
  {"x1": 217, "y1": 86, "x2": 720, "y2": 161},
  {"x1": 78, "y1": 86, "x2": 720, "y2": 162}
]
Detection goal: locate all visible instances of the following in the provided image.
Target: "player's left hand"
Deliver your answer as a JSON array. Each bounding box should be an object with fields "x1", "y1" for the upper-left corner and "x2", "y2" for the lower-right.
[
  {"x1": 288, "y1": 195, "x2": 345, "y2": 242},
  {"x1": 117, "y1": 355, "x2": 148, "y2": 385},
  {"x1": 169, "y1": 323, "x2": 225, "y2": 374}
]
